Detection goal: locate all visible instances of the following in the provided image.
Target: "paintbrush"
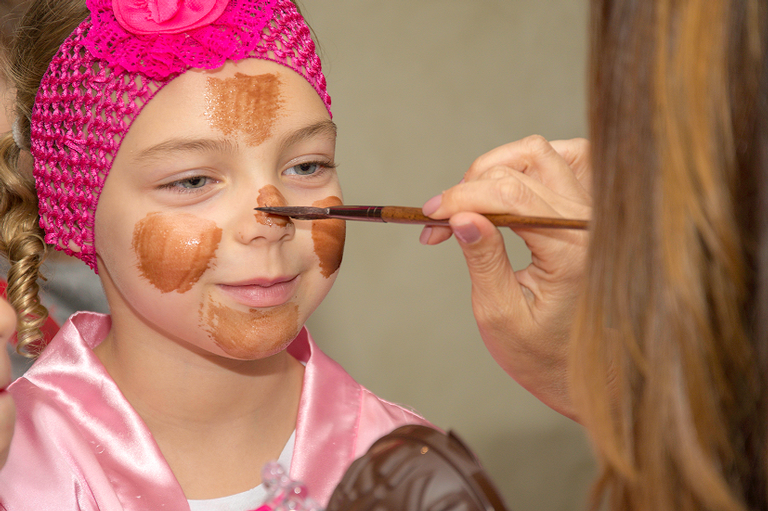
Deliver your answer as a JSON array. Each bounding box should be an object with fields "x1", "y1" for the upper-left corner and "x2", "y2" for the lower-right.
[{"x1": 254, "y1": 205, "x2": 589, "y2": 230}]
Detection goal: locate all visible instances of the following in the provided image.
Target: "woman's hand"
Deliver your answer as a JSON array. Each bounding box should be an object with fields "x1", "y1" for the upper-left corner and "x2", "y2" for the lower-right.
[
  {"x1": 0, "y1": 298, "x2": 15, "y2": 468},
  {"x1": 421, "y1": 136, "x2": 591, "y2": 420}
]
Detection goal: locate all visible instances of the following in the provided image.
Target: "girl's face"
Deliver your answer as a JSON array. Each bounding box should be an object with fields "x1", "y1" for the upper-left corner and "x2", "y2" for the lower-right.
[{"x1": 94, "y1": 59, "x2": 343, "y2": 360}]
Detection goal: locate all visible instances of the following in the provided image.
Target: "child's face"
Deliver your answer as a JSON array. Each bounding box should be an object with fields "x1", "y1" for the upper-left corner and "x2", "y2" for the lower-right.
[{"x1": 94, "y1": 59, "x2": 343, "y2": 360}]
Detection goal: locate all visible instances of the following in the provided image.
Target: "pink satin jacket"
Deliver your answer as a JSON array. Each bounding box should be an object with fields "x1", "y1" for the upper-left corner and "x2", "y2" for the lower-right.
[{"x1": 0, "y1": 312, "x2": 430, "y2": 510}]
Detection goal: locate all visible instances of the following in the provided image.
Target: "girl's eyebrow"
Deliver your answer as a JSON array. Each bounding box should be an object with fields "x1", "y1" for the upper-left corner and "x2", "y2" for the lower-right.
[
  {"x1": 278, "y1": 120, "x2": 337, "y2": 154},
  {"x1": 132, "y1": 120, "x2": 336, "y2": 164},
  {"x1": 132, "y1": 138, "x2": 239, "y2": 163}
]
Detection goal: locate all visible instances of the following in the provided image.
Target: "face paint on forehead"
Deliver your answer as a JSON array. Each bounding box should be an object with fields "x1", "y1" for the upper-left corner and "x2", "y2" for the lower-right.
[
  {"x1": 311, "y1": 196, "x2": 346, "y2": 278},
  {"x1": 254, "y1": 185, "x2": 291, "y2": 227},
  {"x1": 200, "y1": 296, "x2": 301, "y2": 359},
  {"x1": 205, "y1": 72, "x2": 282, "y2": 146},
  {"x1": 132, "y1": 212, "x2": 222, "y2": 293}
]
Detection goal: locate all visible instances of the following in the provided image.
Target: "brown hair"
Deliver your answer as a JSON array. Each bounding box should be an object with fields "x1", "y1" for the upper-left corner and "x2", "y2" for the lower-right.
[
  {"x1": 0, "y1": 0, "x2": 87, "y2": 356},
  {"x1": 0, "y1": 1, "x2": 28, "y2": 48},
  {"x1": 573, "y1": 0, "x2": 768, "y2": 509}
]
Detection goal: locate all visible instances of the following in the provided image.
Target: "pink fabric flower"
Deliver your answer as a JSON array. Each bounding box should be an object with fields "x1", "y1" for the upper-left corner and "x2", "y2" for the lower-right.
[
  {"x1": 112, "y1": 0, "x2": 229, "y2": 34},
  {"x1": 85, "y1": 0, "x2": 280, "y2": 79}
]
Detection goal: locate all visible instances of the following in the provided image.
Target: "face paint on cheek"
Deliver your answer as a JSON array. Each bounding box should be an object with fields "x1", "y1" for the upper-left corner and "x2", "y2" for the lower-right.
[
  {"x1": 132, "y1": 213, "x2": 222, "y2": 293},
  {"x1": 205, "y1": 73, "x2": 282, "y2": 146},
  {"x1": 254, "y1": 185, "x2": 291, "y2": 228},
  {"x1": 200, "y1": 296, "x2": 301, "y2": 359},
  {"x1": 311, "y1": 196, "x2": 346, "y2": 278}
]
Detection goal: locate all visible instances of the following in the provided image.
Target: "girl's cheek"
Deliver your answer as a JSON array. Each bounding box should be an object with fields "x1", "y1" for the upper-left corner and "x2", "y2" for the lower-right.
[
  {"x1": 311, "y1": 196, "x2": 345, "y2": 278},
  {"x1": 131, "y1": 212, "x2": 222, "y2": 293}
]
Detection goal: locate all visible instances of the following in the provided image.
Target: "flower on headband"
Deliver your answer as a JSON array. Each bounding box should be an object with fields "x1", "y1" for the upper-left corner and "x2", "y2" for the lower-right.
[
  {"x1": 112, "y1": 0, "x2": 229, "y2": 35},
  {"x1": 84, "y1": 0, "x2": 278, "y2": 79}
]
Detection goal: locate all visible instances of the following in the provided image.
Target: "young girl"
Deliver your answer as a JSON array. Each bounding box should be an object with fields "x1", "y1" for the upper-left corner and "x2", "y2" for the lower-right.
[{"x1": 0, "y1": 0, "x2": 430, "y2": 508}]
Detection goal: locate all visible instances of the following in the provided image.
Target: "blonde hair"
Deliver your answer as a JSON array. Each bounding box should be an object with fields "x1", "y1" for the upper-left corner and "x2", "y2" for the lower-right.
[
  {"x1": 573, "y1": 0, "x2": 768, "y2": 510},
  {"x1": 0, "y1": 0, "x2": 87, "y2": 356}
]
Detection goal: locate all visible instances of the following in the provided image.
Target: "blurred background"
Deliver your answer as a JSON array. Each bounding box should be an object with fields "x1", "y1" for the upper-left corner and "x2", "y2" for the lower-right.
[{"x1": 301, "y1": 1, "x2": 595, "y2": 509}]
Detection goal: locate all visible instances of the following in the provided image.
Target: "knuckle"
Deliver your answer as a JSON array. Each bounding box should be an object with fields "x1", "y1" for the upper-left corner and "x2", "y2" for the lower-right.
[
  {"x1": 571, "y1": 137, "x2": 591, "y2": 161},
  {"x1": 465, "y1": 244, "x2": 509, "y2": 286},
  {"x1": 571, "y1": 137, "x2": 590, "y2": 152},
  {"x1": 495, "y1": 177, "x2": 532, "y2": 208},
  {"x1": 522, "y1": 134, "x2": 552, "y2": 156},
  {"x1": 485, "y1": 165, "x2": 511, "y2": 181},
  {"x1": 439, "y1": 183, "x2": 465, "y2": 210}
]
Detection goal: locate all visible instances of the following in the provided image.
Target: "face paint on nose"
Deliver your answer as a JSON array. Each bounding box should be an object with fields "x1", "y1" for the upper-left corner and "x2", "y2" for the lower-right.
[
  {"x1": 254, "y1": 185, "x2": 291, "y2": 228},
  {"x1": 311, "y1": 196, "x2": 346, "y2": 278},
  {"x1": 200, "y1": 295, "x2": 301, "y2": 359},
  {"x1": 205, "y1": 72, "x2": 282, "y2": 146},
  {"x1": 132, "y1": 212, "x2": 222, "y2": 293}
]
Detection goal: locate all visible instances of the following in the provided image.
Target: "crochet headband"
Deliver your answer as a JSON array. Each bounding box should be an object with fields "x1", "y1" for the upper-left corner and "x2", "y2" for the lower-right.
[{"x1": 30, "y1": 0, "x2": 331, "y2": 271}]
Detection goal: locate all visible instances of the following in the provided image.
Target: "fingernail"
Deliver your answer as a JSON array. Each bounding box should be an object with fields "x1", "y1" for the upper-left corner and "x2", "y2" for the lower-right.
[
  {"x1": 453, "y1": 222, "x2": 481, "y2": 244},
  {"x1": 419, "y1": 226, "x2": 433, "y2": 245},
  {"x1": 422, "y1": 194, "x2": 442, "y2": 216}
]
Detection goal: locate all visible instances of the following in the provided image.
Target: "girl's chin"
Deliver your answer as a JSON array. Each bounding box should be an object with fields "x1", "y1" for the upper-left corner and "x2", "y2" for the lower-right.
[{"x1": 198, "y1": 300, "x2": 303, "y2": 360}]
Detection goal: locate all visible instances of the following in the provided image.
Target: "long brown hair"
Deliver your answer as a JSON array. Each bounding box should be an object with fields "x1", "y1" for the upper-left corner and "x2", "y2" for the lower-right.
[{"x1": 573, "y1": 0, "x2": 768, "y2": 509}]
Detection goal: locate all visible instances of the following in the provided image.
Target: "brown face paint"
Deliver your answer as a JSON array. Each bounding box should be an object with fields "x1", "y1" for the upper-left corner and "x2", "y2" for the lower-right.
[
  {"x1": 311, "y1": 196, "x2": 346, "y2": 278},
  {"x1": 205, "y1": 73, "x2": 282, "y2": 146},
  {"x1": 132, "y1": 212, "x2": 222, "y2": 293},
  {"x1": 201, "y1": 297, "x2": 300, "y2": 359},
  {"x1": 254, "y1": 185, "x2": 291, "y2": 228}
]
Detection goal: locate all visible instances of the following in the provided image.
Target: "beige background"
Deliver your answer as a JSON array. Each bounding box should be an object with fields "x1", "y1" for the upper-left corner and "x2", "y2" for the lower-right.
[{"x1": 300, "y1": 1, "x2": 595, "y2": 509}]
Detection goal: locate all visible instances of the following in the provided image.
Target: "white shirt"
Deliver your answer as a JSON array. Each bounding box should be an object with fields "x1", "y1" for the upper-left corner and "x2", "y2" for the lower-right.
[{"x1": 188, "y1": 431, "x2": 296, "y2": 511}]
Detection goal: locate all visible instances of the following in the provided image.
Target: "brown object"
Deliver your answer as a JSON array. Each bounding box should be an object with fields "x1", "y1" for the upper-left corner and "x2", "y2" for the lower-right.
[
  {"x1": 254, "y1": 205, "x2": 589, "y2": 230},
  {"x1": 205, "y1": 73, "x2": 282, "y2": 146},
  {"x1": 131, "y1": 212, "x2": 222, "y2": 293},
  {"x1": 311, "y1": 196, "x2": 345, "y2": 278},
  {"x1": 255, "y1": 185, "x2": 291, "y2": 227},
  {"x1": 200, "y1": 297, "x2": 300, "y2": 359},
  {"x1": 326, "y1": 424, "x2": 510, "y2": 511}
]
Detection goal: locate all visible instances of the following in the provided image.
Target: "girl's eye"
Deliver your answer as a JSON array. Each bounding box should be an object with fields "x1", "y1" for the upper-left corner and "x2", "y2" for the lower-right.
[
  {"x1": 286, "y1": 162, "x2": 322, "y2": 176},
  {"x1": 284, "y1": 160, "x2": 336, "y2": 177},
  {"x1": 159, "y1": 176, "x2": 213, "y2": 192},
  {"x1": 177, "y1": 176, "x2": 208, "y2": 189}
]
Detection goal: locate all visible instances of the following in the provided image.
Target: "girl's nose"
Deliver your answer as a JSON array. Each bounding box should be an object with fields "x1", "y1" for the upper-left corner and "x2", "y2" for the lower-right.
[{"x1": 237, "y1": 184, "x2": 295, "y2": 244}]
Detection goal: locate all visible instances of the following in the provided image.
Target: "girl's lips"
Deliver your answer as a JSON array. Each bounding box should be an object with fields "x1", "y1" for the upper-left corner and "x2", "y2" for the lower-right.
[{"x1": 217, "y1": 276, "x2": 298, "y2": 308}]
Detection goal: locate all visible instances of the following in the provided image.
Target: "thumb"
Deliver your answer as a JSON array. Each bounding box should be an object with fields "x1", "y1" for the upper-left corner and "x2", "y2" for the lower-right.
[{"x1": 449, "y1": 213, "x2": 522, "y2": 308}]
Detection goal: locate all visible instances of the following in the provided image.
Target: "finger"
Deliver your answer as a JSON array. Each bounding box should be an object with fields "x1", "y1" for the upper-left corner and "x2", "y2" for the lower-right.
[
  {"x1": 0, "y1": 299, "x2": 14, "y2": 345},
  {"x1": 549, "y1": 138, "x2": 592, "y2": 195},
  {"x1": 466, "y1": 135, "x2": 586, "y2": 197},
  {"x1": 429, "y1": 173, "x2": 587, "y2": 222},
  {"x1": 418, "y1": 225, "x2": 453, "y2": 245},
  {"x1": 448, "y1": 212, "x2": 527, "y2": 316},
  {"x1": 0, "y1": 299, "x2": 15, "y2": 468}
]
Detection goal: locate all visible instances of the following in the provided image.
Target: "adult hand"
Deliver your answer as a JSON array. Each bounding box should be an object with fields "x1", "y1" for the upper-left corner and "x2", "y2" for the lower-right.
[
  {"x1": 421, "y1": 136, "x2": 591, "y2": 420},
  {"x1": 0, "y1": 298, "x2": 15, "y2": 468}
]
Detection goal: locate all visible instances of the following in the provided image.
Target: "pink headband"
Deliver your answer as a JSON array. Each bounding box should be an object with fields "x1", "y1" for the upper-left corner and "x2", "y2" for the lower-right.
[{"x1": 30, "y1": 0, "x2": 331, "y2": 271}]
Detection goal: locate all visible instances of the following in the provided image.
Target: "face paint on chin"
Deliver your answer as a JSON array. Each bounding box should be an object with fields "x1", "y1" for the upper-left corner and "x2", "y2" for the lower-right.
[
  {"x1": 311, "y1": 196, "x2": 346, "y2": 278},
  {"x1": 254, "y1": 184, "x2": 291, "y2": 228},
  {"x1": 200, "y1": 294, "x2": 301, "y2": 359},
  {"x1": 132, "y1": 212, "x2": 222, "y2": 293},
  {"x1": 205, "y1": 72, "x2": 282, "y2": 147}
]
